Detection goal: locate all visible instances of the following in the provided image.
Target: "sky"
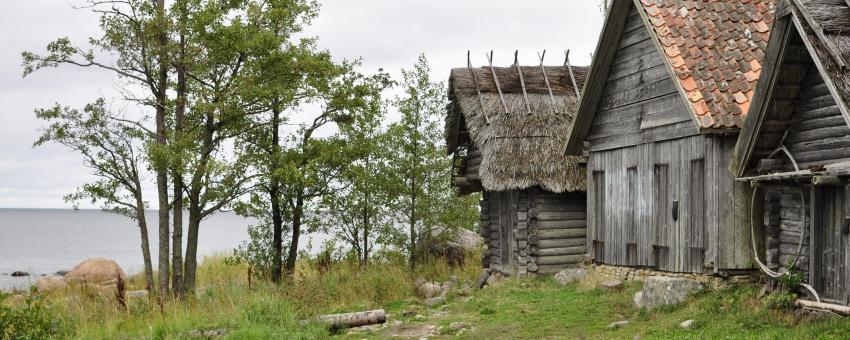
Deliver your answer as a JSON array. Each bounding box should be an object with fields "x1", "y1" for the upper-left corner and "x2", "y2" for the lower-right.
[{"x1": 0, "y1": 0, "x2": 604, "y2": 209}]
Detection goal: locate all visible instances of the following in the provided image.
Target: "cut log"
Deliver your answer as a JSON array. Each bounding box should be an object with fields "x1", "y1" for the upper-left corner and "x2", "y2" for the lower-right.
[
  {"x1": 538, "y1": 238, "x2": 586, "y2": 248},
  {"x1": 794, "y1": 299, "x2": 850, "y2": 316},
  {"x1": 316, "y1": 309, "x2": 386, "y2": 329},
  {"x1": 537, "y1": 220, "x2": 587, "y2": 230},
  {"x1": 536, "y1": 255, "x2": 584, "y2": 265},
  {"x1": 538, "y1": 228, "x2": 587, "y2": 239}
]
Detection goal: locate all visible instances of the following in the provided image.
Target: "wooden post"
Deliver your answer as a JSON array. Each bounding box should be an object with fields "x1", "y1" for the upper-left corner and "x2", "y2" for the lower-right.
[
  {"x1": 564, "y1": 50, "x2": 581, "y2": 98},
  {"x1": 468, "y1": 50, "x2": 490, "y2": 124},
  {"x1": 537, "y1": 50, "x2": 558, "y2": 108},
  {"x1": 514, "y1": 51, "x2": 531, "y2": 114},
  {"x1": 487, "y1": 51, "x2": 509, "y2": 114},
  {"x1": 812, "y1": 175, "x2": 842, "y2": 186}
]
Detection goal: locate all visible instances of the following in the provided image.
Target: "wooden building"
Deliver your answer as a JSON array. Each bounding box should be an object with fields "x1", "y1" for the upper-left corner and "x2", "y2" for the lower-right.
[
  {"x1": 446, "y1": 63, "x2": 588, "y2": 276},
  {"x1": 564, "y1": 0, "x2": 776, "y2": 274},
  {"x1": 731, "y1": 0, "x2": 850, "y2": 304}
]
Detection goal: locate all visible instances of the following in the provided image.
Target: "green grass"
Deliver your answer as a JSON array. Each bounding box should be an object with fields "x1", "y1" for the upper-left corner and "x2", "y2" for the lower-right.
[{"x1": 8, "y1": 254, "x2": 850, "y2": 339}]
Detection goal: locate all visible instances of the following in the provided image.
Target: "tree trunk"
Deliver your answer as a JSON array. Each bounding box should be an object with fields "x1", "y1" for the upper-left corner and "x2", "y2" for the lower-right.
[
  {"x1": 316, "y1": 309, "x2": 386, "y2": 329},
  {"x1": 171, "y1": 1, "x2": 188, "y2": 297},
  {"x1": 181, "y1": 111, "x2": 215, "y2": 295},
  {"x1": 135, "y1": 194, "x2": 155, "y2": 294},
  {"x1": 270, "y1": 107, "x2": 283, "y2": 284},
  {"x1": 154, "y1": 0, "x2": 171, "y2": 298},
  {"x1": 183, "y1": 204, "x2": 202, "y2": 293},
  {"x1": 284, "y1": 190, "x2": 304, "y2": 275}
]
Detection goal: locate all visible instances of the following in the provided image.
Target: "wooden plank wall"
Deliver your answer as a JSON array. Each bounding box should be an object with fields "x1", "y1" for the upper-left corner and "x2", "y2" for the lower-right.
[
  {"x1": 762, "y1": 185, "x2": 810, "y2": 277},
  {"x1": 586, "y1": 5, "x2": 697, "y2": 152},
  {"x1": 588, "y1": 135, "x2": 716, "y2": 273}
]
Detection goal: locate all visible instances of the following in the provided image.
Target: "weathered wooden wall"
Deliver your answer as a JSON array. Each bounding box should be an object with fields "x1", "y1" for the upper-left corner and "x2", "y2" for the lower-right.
[
  {"x1": 479, "y1": 188, "x2": 586, "y2": 276},
  {"x1": 586, "y1": 5, "x2": 698, "y2": 152}
]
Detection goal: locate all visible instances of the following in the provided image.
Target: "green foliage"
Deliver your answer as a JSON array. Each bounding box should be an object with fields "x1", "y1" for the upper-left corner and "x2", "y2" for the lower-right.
[
  {"x1": 764, "y1": 291, "x2": 797, "y2": 309},
  {"x1": 0, "y1": 289, "x2": 65, "y2": 339}
]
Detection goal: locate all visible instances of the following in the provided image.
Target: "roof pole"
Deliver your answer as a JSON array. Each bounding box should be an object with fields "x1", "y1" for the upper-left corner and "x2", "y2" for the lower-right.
[
  {"x1": 468, "y1": 50, "x2": 490, "y2": 124},
  {"x1": 537, "y1": 50, "x2": 558, "y2": 109},
  {"x1": 487, "y1": 51, "x2": 509, "y2": 114},
  {"x1": 564, "y1": 50, "x2": 581, "y2": 98},
  {"x1": 514, "y1": 50, "x2": 532, "y2": 114}
]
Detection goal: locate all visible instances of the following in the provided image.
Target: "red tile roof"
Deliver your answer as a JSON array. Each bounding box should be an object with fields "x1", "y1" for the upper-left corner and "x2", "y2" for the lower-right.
[{"x1": 637, "y1": 0, "x2": 777, "y2": 129}]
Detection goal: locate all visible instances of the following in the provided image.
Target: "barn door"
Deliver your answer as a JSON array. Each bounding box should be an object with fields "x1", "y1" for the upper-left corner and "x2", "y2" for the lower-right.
[{"x1": 811, "y1": 186, "x2": 848, "y2": 304}]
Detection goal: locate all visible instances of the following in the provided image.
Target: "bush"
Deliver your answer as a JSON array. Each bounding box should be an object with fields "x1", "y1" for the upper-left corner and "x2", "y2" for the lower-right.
[{"x1": 0, "y1": 288, "x2": 65, "y2": 339}]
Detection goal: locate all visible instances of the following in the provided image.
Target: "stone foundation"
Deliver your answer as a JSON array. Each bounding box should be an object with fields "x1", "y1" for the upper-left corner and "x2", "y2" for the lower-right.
[{"x1": 592, "y1": 264, "x2": 759, "y2": 289}]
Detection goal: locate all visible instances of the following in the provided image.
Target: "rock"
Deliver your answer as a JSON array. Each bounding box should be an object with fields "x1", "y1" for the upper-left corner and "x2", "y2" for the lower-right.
[
  {"x1": 413, "y1": 314, "x2": 426, "y2": 321},
  {"x1": 633, "y1": 291, "x2": 644, "y2": 309},
  {"x1": 607, "y1": 320, "x2": 629, "y2": 329},
  {"x1": 402, "y1": 309, "x2": 417, "y2": 317},
  {"x1": 475, "y1": 270, "x2": 490, "y2": 289},
  {"x1": 458, "y1": 286, "x2": 472, "y2": 296},
  {"x1": 448, "y1": 275, "x2": 459, "y2": 284},
  {"x1": 424, "y1": 296, "x2": 446, "y2": 307},
  {"x1": 422, "y1": 226, "x2": 485, "y2": 266},
  {"x1": 64, "y1": 258, "x2": 126, "y2": 295},
  {"x1": 417, "y1": 282, "x2": 443, "y2": 298},
  {"x1": 640, "y1": 276, "x2": 704, "y2": 309},
  {"x1": 127, "y1": 290, "x2": 149, "y2": 299},
  {"x1": 187, "y1": 328, "x2": 227, "y2": 338},
  {"x1": 431, "y1": 311, "x2": 448, "y2": 318},
  {"x1": 55, "y1": 270, "x2": 69, "y2": 276},
  {"x1": 554, "y1": 268, "x2": 588, "y2": 286},
  {"x1": 441, "y1": 281, "x2": 454, "y2": 295},
  {"x1": 10, "y1": 271, "x2": 29, "y2": 277},
  {"x1": 600, "y1": 280, "x2": 623, "y2": 290},
  {"x1": 449, "y1": 322, "x2": 469, "y2": 330},
  {"x1": 35, "y1": 276, "x2": 68, "y2": 293},
  {"x1": 680, "y1": 320, "x2": 695, "y2": 329},
  {"x1": 486, "y1": 272, "x2": 503, "y2": 286}
]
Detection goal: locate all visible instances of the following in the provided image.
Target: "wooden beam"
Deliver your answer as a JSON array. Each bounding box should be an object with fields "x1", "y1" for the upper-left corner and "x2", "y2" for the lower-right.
[{"x1": 812, "y1": 175, "x2": 843, "y2": 186}]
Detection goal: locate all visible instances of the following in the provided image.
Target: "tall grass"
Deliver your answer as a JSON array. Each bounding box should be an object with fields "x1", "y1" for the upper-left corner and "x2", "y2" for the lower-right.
[{"x1": 33, "y1": 250, "x2": 481, "y2": 338}]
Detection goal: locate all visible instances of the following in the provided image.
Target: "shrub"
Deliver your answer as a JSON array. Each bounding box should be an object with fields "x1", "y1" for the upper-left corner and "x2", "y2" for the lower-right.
[{"x1": 0, "y1": 288, "x2": 65, "y2": 339}]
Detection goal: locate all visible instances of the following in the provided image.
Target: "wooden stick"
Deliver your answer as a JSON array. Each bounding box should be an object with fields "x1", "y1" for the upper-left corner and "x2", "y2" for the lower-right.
[
  {"x1": 537, "y1": 50, "x2": 558, "y2": 108},
  {"x1": 514, "y1": 50, "x2": 532, "y2": 114},
  {"x1": 792, "y1": 0, "x2": 848, "y2": 68},
  {"x1": 564, "y1": 50, "x2": 581, "y2": 98},
  {"x1": 467, "y1": 51, "x2": 490, "y2": 124},
  {"x1": 487, "y1": 51, "x2": 509, "y2": 114}
]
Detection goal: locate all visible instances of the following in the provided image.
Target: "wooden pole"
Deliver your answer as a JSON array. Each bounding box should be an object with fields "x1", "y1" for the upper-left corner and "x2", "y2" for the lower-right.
[
  {"x1": 467, "y1": 51, "x2": 490, "y2": 124},
  {"x1": 487, "y1": 51, "x2": 509, "y2": 114},
  {"x1": 316, "y1": 309, "x2": 387, "y2": 329},
  {"x1": 514, "y1": 50, "x2": 532, "y2": 114},
  {"x1": 794, "y1": 299, "x2": 850, "y2": 315},
  {"x1": 537, "y1": 50, "x2": 558, "y2": 108},
  {"x1": 564, "y1": 50, "x2": 581, "y2": 98}
]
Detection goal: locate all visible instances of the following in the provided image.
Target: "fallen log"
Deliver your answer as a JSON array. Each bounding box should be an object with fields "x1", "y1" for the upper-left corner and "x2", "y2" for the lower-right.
[
  {"x1": 794, "y1": 299, "x2": 850, "y2": 316},
  {"x1": 316, "y1": 309, "x2": 387, "y2": 329}
]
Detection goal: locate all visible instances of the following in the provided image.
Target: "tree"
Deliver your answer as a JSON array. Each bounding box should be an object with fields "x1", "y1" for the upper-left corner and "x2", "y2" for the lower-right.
[
  {"x1": 33, "y1": 100, "x2": 156, "y2": 292},
  {"x1": 23, "y1": 0, "x2": 173, "y2": 296},
  {"x1": 385, "y1": 54, "x2": 451, "y2": 268}
]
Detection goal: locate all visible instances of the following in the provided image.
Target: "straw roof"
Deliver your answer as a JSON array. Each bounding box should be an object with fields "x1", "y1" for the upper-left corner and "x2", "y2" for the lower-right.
[{"x1": 446, "y1": 65, "x2": 588, "y2": 193}]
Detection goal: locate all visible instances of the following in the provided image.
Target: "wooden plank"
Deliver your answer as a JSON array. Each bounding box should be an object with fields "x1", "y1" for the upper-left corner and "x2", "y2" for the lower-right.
[{"x1": 598, "y1": 78, "x2": 679, "y2": 111}]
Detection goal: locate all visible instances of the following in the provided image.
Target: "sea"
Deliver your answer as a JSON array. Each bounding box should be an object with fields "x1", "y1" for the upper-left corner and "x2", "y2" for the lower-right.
[{"x1": 0, "y1": 208, "x2": 257, "y2": 291}]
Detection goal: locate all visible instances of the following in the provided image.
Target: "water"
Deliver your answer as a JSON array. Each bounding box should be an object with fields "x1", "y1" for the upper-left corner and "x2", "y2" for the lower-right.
[{"x1": 0, "y1": 208, "x2": 254, "y2": 291}]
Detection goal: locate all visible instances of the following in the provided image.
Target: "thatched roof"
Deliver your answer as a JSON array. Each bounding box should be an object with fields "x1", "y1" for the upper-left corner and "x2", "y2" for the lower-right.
[{"x1": 446, "y1": 65, "x2": 588, "y2": 193}]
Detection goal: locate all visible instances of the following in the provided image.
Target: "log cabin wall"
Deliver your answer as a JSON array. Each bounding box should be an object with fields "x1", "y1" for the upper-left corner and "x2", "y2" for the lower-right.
[{"x1": 479, "y1": 188, "x2": 587, "y2": 276}]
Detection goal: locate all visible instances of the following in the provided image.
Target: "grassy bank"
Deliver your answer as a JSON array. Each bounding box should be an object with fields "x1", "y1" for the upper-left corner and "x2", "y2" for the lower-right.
[{"x1": 5, "y1": 255, "x2": 850, "y2": 339}]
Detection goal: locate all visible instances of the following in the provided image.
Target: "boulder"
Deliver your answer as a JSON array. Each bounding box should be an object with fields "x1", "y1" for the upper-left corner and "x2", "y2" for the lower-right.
[
  {"x1": 600, "y1": 280, "x2": 623, "y2": 290},
  {"x1": 475, "y1": 270, "x2": 490, "y2": 289},
  {"x1": 449, "y1": 322, "x2": 469, "y2": 330},
  {"x1": 633, "y1": 291, "x2": 644, "y2": 309},
  {"x1": 35, "y1": 276, "x2": 68, "y2": 293},
  {"x1": 554, "y1": 268, "x2": 587, "y2": 286},
  {"x1": 55, "y1": 270, "x2": 69, "y2": 276},
  {"x1": 640, "y1": 276, "x2": 704, "y2": 309},
  {"x1": 485, "y1": 271, "x2": 503, "y2": 286},
  {"x1": 416, "y1": 282, "x2": 443, "y2": 299},
  {"x1": 64, "y1": 258, "x2": 126, "y2": 294},
  {"x1": 422, "y1": 226, "x2": 484, "y2": 266},
  {"x1": 680, "y1": 320, "x2": 695, "y2": 329},
  {"x1": 10, "y1": 271, "x2": 29, "y2": 277}
]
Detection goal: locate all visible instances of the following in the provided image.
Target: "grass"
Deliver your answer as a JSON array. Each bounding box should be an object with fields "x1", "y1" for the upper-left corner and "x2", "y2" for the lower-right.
[{"x1": 7, "y1": 254, "x2": 850, "y2": 339}]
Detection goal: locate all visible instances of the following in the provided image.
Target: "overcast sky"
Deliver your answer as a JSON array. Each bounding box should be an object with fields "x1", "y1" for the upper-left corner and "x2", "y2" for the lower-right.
[{"x1": 0, "y1": 1, "x2": 604, "y2": 209}]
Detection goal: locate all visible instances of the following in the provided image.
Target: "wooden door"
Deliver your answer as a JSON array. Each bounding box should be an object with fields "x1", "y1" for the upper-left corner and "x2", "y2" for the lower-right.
[
  {"x1": 497, "y1": 191, "x2": 517, "y2": 270},
  {"x1": 811, "y1": 186, "x2": 848, "y2": 304}
]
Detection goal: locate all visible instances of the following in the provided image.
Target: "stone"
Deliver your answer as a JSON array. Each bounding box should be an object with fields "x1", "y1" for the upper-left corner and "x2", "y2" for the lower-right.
[
  {"x1": 424, "y1": 296, "x2": 446, "y2": 307},
  {"x1": 441, "y1": 281, "x2": 454, "y2": 295},
  {"x1": 10, "y1": 271, "x2": 29, "y2": 277},
  {"x1": 417, "y1": 282, "x2": 443, "y2": 299},
  {"x1": 422, "y1": 226, "x2": 485, "y2": 266},
  {"x1": 449, "y1": 322, "x2": 469, "y2": 330},
  {"x1": 402, "y1": 309, "x2": 417, "y2": 317},
  {"x1": 633, "y1": 291, "x2": 644, "y2": 309},
  {"x1": 640, "y1": 276, "x2": 704, "y2": 309},
  {"x1": 600, "y1": 280, "x2": 623, "y2": 290},
  {"x1": 65, "y1": 258, "x2": 126, "y2": 287},
  {"x1": 554, "y1": 268, "x2": 588, "y2": 286},
  {"x1": 35, "y1": 276, "x2": 68, "y2": 293},
  {"x1": 606, "y1": 320, "x2": 629, "y2": 329},
  {"x1": 486, "y1": 272, "x2": 502, "y2": 286},
  {"x1": 475, "y1": 270, "x2": 490, "y2": 289},
  {"x1": 680, "y1": 320, "x2": 695, "y2": 329},
  {"x1": 55, "y1": 270, "x2": 69, "y2": 276}
]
